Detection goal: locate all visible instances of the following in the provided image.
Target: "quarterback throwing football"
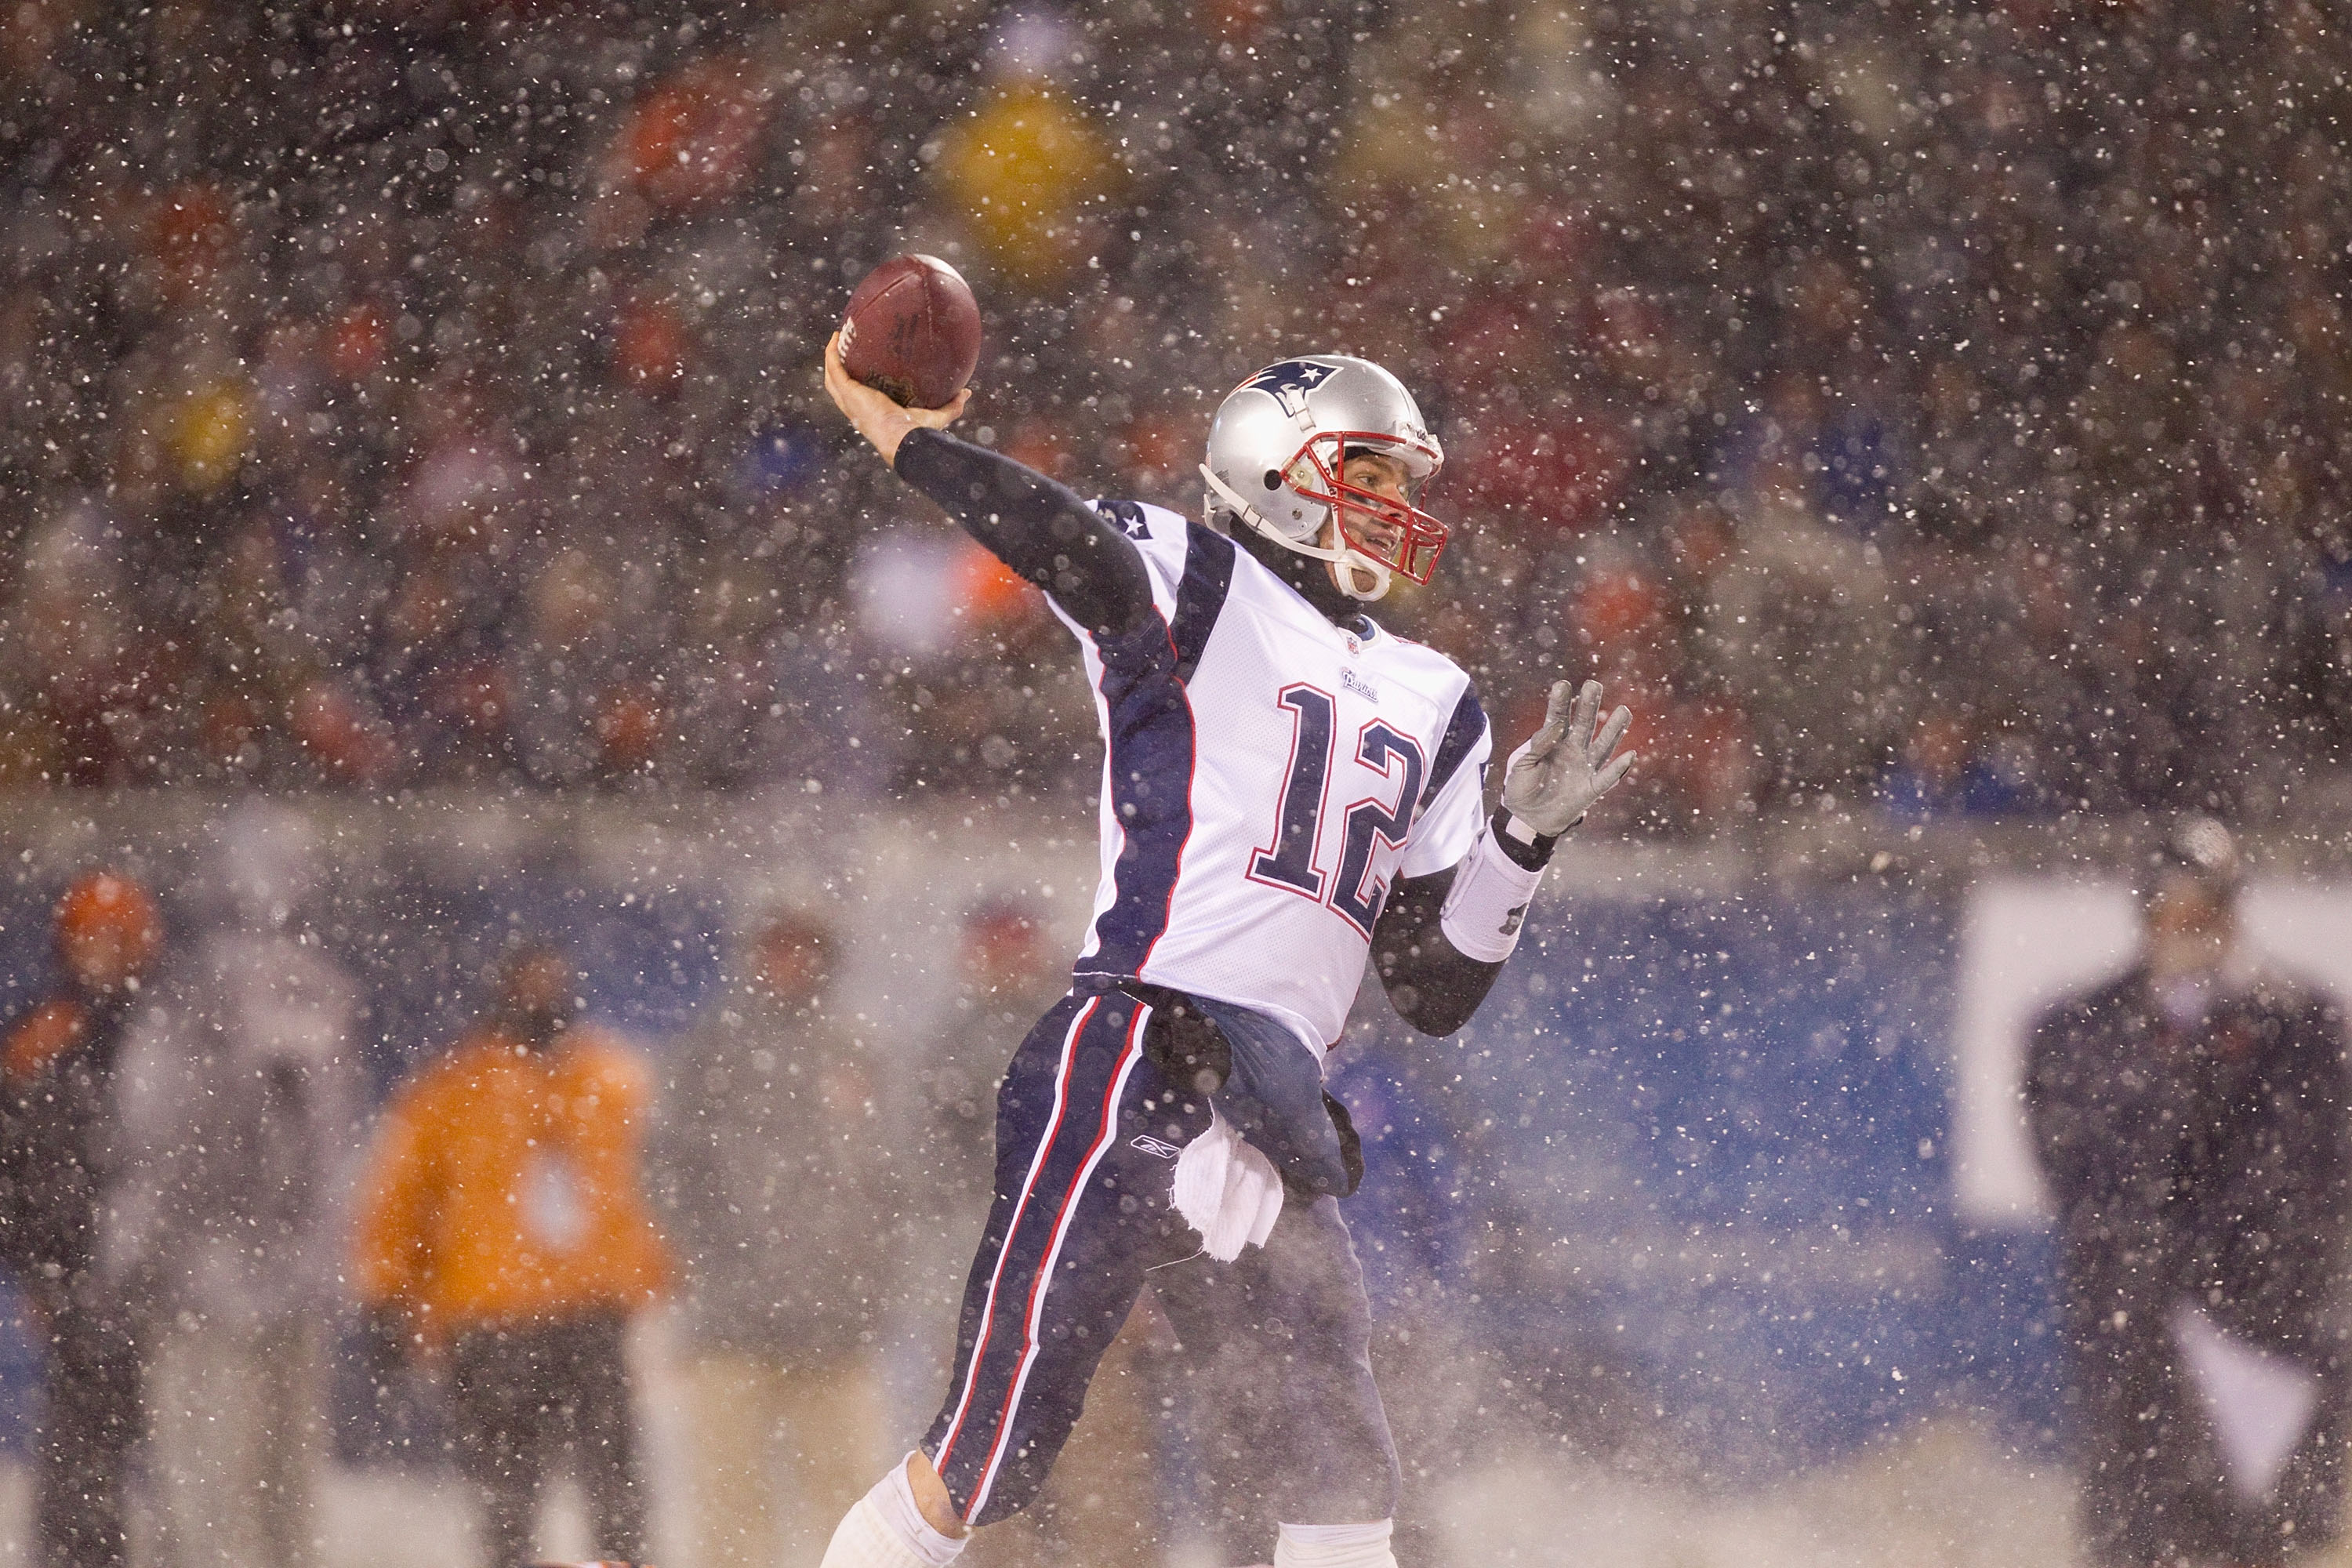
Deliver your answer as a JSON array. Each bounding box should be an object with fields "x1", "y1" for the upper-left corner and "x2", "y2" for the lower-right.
[{"x1": 818, "y1": 337, "x2": 1633, "y2": 1568}]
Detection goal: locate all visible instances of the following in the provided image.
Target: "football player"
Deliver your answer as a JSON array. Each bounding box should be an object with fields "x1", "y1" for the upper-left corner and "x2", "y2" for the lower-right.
[{"x1": 817, "y1": 339, "x2": 1634, "y2": 1568}]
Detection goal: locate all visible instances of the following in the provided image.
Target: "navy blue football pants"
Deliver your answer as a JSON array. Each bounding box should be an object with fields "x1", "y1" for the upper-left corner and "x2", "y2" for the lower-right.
[{"x1": 921, "y1": 986, "x2": 1401, "y2": 1527}]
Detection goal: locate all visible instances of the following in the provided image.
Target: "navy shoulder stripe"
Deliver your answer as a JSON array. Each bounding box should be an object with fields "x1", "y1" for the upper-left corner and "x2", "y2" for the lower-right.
[
  {"x1": 1419, "y1": 682, "x2": 1487, "y2": 812},
  {"x1": 1078, "y1": 521, "x2": 1236, "y2": 978},
  {"x1": 1167, "y1": 524, "x2": 1236, "y2": 684}
]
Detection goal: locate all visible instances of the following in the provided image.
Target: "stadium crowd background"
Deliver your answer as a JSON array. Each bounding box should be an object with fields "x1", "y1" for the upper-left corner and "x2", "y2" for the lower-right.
[
  {"x1": 1, "y1": 0, "x2": 2345, "y2": 829},
  {"x1": 2, "y1": 3, "x2": 2351, "y2": 1566}
]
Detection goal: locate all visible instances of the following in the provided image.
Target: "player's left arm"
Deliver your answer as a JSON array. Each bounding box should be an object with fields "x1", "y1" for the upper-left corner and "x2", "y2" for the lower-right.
[{"x1": 1374, "y1": 681, "x2": 1634, "y2": 1036}]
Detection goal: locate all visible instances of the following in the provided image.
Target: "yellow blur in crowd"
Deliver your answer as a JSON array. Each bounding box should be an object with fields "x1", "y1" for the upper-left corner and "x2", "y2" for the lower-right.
[
  {"x1": 167, "y1": 380, "x2": 253, "y2": 493},
  {"x1": 934, "y1": 81, "x2": 1123, "y2": 289}
]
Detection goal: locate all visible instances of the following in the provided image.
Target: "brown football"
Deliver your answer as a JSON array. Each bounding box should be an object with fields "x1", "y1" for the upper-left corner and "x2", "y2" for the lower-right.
[{"x1": 838, "y1": 253, "x2": 982, "y2": 409}]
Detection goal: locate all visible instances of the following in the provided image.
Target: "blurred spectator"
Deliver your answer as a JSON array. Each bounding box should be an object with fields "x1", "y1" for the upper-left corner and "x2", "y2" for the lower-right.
[
  {"x1": 0, "y1": 497, "x2": 164, "y2": 787},
  {"x1": 1697, "y1": 456, "x2": 1897, "y2": 803},
  {"x1": 650, "y1": 909, "x2": 897, "y2": 1568},
  {"x1": 0, "y1": 869, "x2": 162, "y2": 1568},
  {"x1": 2026, "y1": 819, "x2": 2352, "y2": 1567},
  {"x1": 105, "y1": 805, "x2": 362, "y2": 1568},
  {"x1": 1875, "y1": 709, "x2": 2031, "y2": 822},
  {"x1": 916, "y1": 898, "x2": 1071, "y2": 1243},
  {"x1": 849, "y1": 524, "x2": 1087, "y2": 798},
  {"x1": 351, "y1": 942, "x2": 670, "y2": 1568}
]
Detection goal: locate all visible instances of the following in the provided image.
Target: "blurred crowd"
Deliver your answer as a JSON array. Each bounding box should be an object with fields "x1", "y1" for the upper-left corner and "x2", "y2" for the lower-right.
[{"x1": 1, "y1": 0, "x2": 2346, "y2": 826}]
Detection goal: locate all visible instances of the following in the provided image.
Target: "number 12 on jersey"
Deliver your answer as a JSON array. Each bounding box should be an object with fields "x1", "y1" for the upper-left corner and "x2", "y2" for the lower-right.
[{"x1": 1249, "y1": 684, "x2": 1426, "y2": 936}]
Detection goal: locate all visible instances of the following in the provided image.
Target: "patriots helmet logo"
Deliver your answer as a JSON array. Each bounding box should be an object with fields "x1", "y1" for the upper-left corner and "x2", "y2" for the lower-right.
[{"x1": 1239, "y1": 358, "x2": 1334, "y2": 419}]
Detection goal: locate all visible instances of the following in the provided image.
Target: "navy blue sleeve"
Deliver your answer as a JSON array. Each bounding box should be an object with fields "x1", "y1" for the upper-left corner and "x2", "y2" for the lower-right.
[
  {"x1": 1371, "y1": 869, "x2": 1505, "y2": 1038},
  {"x1": 891, "y1": 427, "x2": 1156, "y2": 639}
]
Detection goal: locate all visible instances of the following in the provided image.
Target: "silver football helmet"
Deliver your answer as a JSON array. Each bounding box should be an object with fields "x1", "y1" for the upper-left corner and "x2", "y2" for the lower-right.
[{"x1": 1200, "y1": 355, "x2": 1448, "y2": 602}]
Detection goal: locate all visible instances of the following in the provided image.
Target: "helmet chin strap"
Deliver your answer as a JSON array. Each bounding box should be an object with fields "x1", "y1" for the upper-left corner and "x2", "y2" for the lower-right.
[{"x1": 1200, "y1": 464, "x2": 1392, "y2": 602}]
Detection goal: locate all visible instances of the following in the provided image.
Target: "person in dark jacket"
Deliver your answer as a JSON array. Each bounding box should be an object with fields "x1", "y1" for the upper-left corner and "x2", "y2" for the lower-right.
[
  {"x1": 652, "y1": 909, "x2": 898, "y2": 1568},
  {"x1": 0, "y1": 869, "x2": 164, "y2": 1568},
  {"x1": 2027, "y1": 818, "x2": 2352, "y2": 1568}
]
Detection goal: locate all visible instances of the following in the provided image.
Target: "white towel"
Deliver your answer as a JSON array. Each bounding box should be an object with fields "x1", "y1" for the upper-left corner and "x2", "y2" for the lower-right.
[
  {"x1": 2171, "y1": 1304, "x2": 2321, "y2": 1503},
  {"x1": 1171, "y1": 1111, "x2": 1284, "y2": 1261}
]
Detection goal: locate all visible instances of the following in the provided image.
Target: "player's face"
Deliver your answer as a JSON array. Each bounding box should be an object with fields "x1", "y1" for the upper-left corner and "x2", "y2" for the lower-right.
[
  {"x1": 2144, "y1": 875, "x2": 2234, "y2": 982},
  {"x1": 1341, "y1": 451, "x2": 1411, "y2": 515},
  {"x1": 1327, "y1": 451, "x2": 1412, "y2": 595}
]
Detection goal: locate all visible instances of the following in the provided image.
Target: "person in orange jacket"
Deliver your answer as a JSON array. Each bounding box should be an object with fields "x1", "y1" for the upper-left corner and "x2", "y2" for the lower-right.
[{"x1": 351, "y1": 940, "x2": 670, "y2": 1568}]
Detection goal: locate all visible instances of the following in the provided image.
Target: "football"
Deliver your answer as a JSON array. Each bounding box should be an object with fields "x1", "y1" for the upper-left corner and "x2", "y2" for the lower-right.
[{"x1": 837, "y1": 253, "x2": 982, "y2": 409}]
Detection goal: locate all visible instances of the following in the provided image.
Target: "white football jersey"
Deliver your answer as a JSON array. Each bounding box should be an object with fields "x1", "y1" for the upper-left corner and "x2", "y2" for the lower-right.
[{"x1": 1052, "y1": 499, "x2": 1492, "y2": 1054}]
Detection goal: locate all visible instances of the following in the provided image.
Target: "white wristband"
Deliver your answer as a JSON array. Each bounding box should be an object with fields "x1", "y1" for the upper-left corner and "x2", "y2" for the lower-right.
[{"x1": 1439, "y1": 826, "x2": 1548, "y2": 962}]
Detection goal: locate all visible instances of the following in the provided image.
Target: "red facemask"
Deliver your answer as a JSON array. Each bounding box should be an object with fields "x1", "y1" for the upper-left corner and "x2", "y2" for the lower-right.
[{"x1": 1286, "y1": 431, "x2": 1450, "y2": 584}]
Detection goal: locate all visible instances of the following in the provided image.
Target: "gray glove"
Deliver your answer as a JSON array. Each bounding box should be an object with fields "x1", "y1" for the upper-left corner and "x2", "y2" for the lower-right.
[{"x1": 1500, "y1": 679, "x2": 1635, "y2": 840}]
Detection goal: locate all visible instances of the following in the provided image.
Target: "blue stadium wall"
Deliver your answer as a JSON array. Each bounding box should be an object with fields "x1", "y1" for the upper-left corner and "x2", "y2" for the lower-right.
[{"x1": 0, "y1": 866, "x2": 2063, "y2": 1479}]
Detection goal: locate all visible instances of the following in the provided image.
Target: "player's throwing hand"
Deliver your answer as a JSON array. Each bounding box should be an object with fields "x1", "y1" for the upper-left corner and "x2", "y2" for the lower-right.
[
  {"x1": 1501, "y1": 679, "x2": 1636, "y2": 840},
  {"x1": 822, "y1": 331, "x2": 972, "y2": 467}
]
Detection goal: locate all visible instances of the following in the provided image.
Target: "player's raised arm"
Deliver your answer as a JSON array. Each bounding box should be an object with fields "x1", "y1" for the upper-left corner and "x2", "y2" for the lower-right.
[
  {"x1": 822, "y1": 333, "x2": 1155, "y2": 641},
  {"x1": 1374, "y1": 679, "x2": 1635, "y2": 1035}
]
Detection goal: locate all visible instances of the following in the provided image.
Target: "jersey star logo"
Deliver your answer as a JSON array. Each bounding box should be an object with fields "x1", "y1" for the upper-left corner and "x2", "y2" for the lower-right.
[
  {"x1": 1098, "y1": 500, "x2": 1153, "y2": 540},
  {"x1": 1239, "y1": 358, "x2": 1332, "y2": 418}
]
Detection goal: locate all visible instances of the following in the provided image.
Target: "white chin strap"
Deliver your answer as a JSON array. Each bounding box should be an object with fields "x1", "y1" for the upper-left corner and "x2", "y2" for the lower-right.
[{"x1": 1200, "y1": 464, "x2": 1392, "y2": 602}]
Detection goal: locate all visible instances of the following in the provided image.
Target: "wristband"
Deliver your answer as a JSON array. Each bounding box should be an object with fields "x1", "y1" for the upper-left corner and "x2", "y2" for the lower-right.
[
  {"x1": 1440, "y1": 824, "x2": 1548, "y2": 963},
  {"x1": 1492, "y1": 807, "x2": 1564, "y2": 870}
]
